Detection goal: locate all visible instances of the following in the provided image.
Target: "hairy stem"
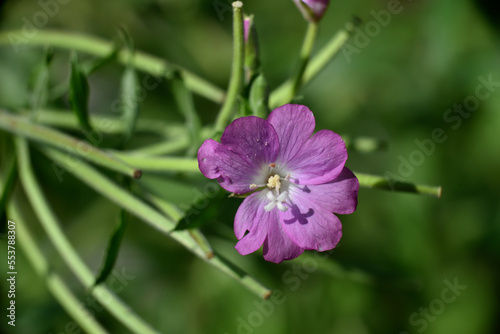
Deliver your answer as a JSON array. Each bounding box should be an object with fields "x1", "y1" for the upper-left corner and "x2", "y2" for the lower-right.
[
  {"x1": 0, "y1": 30, "x2": 225, "y2": 103},
  {"x1": 214, "y1": 1, "x2": 245, "y2": 133},
  {"x1": 8, "y1": 199, "x2": 109, "y2": 334},
  {"x1": 15, "y1": 137, "x2": 160, "y2": 334},
  {"x1": 270, "y1": 17, "x2": 360, "y2": 108},
  {"x1": 0, "y1": 110, "x2": 141, "y2": 178}
]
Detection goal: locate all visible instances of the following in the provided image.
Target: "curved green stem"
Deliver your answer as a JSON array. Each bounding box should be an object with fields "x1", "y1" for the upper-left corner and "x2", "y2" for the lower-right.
[
  {"x1": 40, "y1": 145, "x2": 272, "y2": 299},
  {"x1": 119, "y1": 156, "x2": 441, "y2": 197},
  {"x1": 0, "y1": 30, "x2": 225, "y2": 103},
  {"x1": 286, "y1": 21, "x2": 318, "y2": 104},
  {"x1": 270, "y1": 18, "x2": 359, "y2": 108},
  {"x1": 0, "y1": 110, "x2": 141, "y2": 178},
  {"x1": 354, "y1": 172, "x2": 442, "y2": 198},
  {"x1": 8, "y1": 199, "x2": 109, "y2": 334},
  {"x1": 14, "y1": 137, "x2": 160, "y2": 334},
  {"x1": 112, "y1": 154, "x2": 201, "y2": 173},
  {"x1": 214, "y1": 1, "x2": 245, "y2": 133}
]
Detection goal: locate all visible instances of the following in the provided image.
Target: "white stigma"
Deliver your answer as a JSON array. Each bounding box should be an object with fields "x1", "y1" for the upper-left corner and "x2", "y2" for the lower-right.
[{"x1": 264, "y1": 190, "x2": 289, "y2": 212}]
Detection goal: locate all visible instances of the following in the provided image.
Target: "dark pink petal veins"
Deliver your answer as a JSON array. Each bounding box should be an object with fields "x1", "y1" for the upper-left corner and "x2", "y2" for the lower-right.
[
  {"x1": 280, "y1": 189, "x2": 343, "y2": 252},
  {"x1": 221, "y1": 116, "x2": 279, "y2": 168},
  {"x1": 234, "y1": 192, "x2": 276, "y2": 255},
  {"x1": 198, "y1": 116, "x2": 279, "y2": 194},
  {"x1": 263, "y1": 219, "x2": 304, "y2": 263},
  {"x1": 297, "y1": 167, "x2": 359, "y2": 214},
  {"x1": 267, "y1": 104, "x2": 315, "y2": 166},
  {"x1": 198, "y1": 139, "x2": 257, "y2": 194},
  {"x1": 285, "y1": 129, "x2": 347, "y2": 185}
]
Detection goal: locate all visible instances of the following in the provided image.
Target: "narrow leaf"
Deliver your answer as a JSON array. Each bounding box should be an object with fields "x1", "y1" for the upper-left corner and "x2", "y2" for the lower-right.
[
  {"x1": 94, "y1": 208, "x2": 129, "y2": 286},
  {"x1": 69, "y1": 52, "x2": 92, "y2": 132}
]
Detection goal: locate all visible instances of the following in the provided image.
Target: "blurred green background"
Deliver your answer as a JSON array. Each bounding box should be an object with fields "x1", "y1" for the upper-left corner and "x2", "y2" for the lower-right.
[{"x1": 1, "y1": 0, "x2": 500, "y2": 333}]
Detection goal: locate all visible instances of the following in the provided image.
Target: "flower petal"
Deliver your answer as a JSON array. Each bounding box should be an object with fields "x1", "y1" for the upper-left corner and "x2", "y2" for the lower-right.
[
  {"x1": 221, "y1": 116, "x2": 279, "y2": 168},
  {"x1": 198, "y1": 139, "x2": 257, "y2": 194},
  {"x1": 280, "y1": 187, "x2": 343, "y2": 251},
  {"x1": 286, "y1": 129, "x2": 347, "y2": 185},
  {"x1": 294, "y1": 167, "x2": 359, "y2": 214},
  {"x1": 267, "y1": 104, "x2": 315, "y2": 166},
  {"x1": 263, "y1": 220, "x2": 304, "y2": 263},
  {"x1": 234, "y1": 192, "x2": 275, "y2": 255}
]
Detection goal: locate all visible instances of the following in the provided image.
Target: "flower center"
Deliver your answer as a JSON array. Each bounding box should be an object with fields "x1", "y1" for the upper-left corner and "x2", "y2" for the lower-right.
[
  {"x1": 267, "y1": 174, "x2": 281, "y2": 190},
  {"x1": 264, "y1": 173, "x2": 289, "y2": 212}
]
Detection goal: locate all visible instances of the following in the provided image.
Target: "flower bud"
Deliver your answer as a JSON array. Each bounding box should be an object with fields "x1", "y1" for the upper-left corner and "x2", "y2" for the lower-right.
[
  {"x1": 243, "y1": 15, "x2": 260, "y2": 82},
  {"x1": 293, "y1": 0, "x2": 330, "y2": 22}
]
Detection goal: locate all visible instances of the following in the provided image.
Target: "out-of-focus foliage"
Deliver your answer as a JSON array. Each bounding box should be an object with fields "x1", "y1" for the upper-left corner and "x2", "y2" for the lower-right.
[{"x1": 0, "y1": 0, "x2": 499, "y2": 333}]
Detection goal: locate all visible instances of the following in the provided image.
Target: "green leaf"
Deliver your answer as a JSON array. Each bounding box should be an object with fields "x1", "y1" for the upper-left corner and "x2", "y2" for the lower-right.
[
  {"x1": 120, "y1": 65, "x2": 139, "y2": 142},
  {"x1": 94, "y1": 208, "x2": 129, "y2": 286},
  {"x1": 29, "y1": 47, "x2": 53, "y2": 113},
  {"x1": 69, "y1": 52, "x2": 92, "y2": 132},
  {"x1": 248, "y1": 74, "x2": 269, "y2": 118},
  {"x1": 171, "y1": 71, "x2": 201, "y2": 156}
]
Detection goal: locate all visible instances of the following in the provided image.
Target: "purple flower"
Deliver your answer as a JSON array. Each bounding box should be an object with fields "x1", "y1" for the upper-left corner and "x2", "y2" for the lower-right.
[
  {"x1": 294, "y1": 0, "x2": 330, "y2": 22},
  {"x1": 198, "y1": 104, "x2": 358, "y2": 263}
]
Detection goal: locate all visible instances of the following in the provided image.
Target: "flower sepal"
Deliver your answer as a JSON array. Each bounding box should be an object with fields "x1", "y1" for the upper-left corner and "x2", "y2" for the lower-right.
[{"x1": 293, "y1": 0, "x2": 330, "y2": 23}]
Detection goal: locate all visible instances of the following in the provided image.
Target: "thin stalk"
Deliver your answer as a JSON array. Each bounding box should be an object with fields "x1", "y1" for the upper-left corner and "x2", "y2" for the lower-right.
[
  {"x1": 111, "y1": 154, "x2": 201, "y2": 173},
  {"x1": 0, "y1": 156, "x2": 16, "y2": 219},
  {"x1": 113, "y1": 155, "x2": 441, "y2": 197},
  {"x1": 0, "y1": 30, "x2": 225, "y2": 103},
  {"x1": 354, "y1": 172, "x2": 442, "y2": 198},
  {"x1": 40, "y1": 146, "x2": 272, "y2": 299},
  {"x1": 214, "y1": 1, "x2": 245, "y2": 133},
  {"x1": 8, "y1": 199, "x2": 109, "y2": 334},
  {"x1": 32, "y1": 109, "x2": 186, "y2": 137},
  {"x1": 287, "y1": 21, "x2": 318, "y2": 104},
  {"x1": 0, "y1": 110, "x2": 141, "y2": 178},
  {"x1": 127, "y1": 138, "x2": 189, "y2": 156},
  {"x1": 270, "y1": 17, "x2": 359, "y2": 108},
  {"x1": 14, "y1": 137, "x2": 160, "y2": 334}
]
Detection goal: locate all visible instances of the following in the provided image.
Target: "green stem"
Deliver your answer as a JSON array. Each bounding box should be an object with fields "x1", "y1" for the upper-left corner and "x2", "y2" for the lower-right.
[
  {"x1": 14, "y1": 137, "x2": 160, "y2": 334},
  {"x1": 354, "y1": 172, "x2": 442, "y2": 198},
  {"x1": 40, "y1": 145, "x2": 272, "y2": 299},
  {"x1": 0, "y1": 154, "x2": 16, "y2": 219},
  {"x1": 0, "y1": 30, "x2": 225, "y2": 103},
  {"x1": 40, "y1": 146, "x2": 176, "y2": 234},
  {"x1": 127, "y1": 138, "x2": 190, "y2": 156},
  {"x1": 270, "y1": 18, "x2": 359, "y2": 108},
  {"x1": 0, "y1": 110, "x2": 141, "y2": 178},
  {"x1": 32, "y1": 108, "x2": 186, "y2": 137},
  {"x1": 287, "y1": 21, "x2": 318, "y2": 104},
  {"x1": 171, "y1": 72, "x2": 202, "y2": 156},
  {"x1": 8, "y1": 199, "x2": 109, "y2": 334},
  {"x1": 111, "y1": 154, "x2": 201, "y2": 173},
  {"x1": 214, "y1": 1, "x2": 245, "y2": 133},
  {"x1": 114, "y1": 155, "x2": 441, "y2": 197}
]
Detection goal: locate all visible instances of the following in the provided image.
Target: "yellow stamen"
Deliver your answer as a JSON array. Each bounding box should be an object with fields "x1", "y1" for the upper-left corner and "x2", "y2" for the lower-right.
[{"x1": 267, "y1": 174, "x2": 281, "y2": 190}]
